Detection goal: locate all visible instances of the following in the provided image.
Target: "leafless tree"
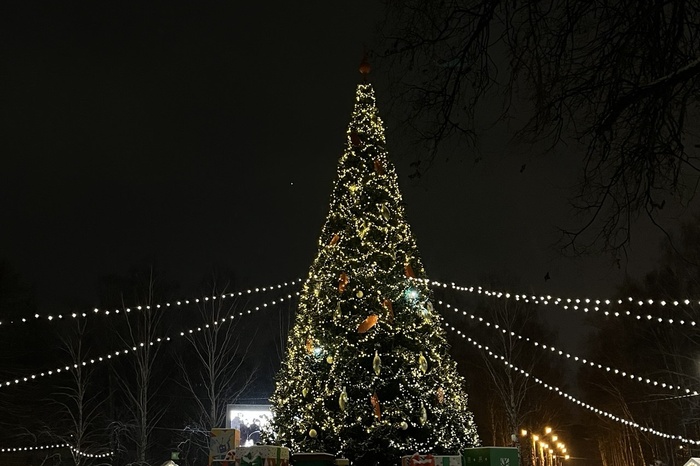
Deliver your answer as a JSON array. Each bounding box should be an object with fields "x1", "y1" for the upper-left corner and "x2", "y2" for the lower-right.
[
  {"x1": 442, "y1": 277, "x2": 569, "y2": 464},
  {"x1": 50, "y1": 319, "x2": 110, "y2": 466},
  {"x1": 175, "y1": 285, "x2": 258, "y2": 458},
  {"x1": 580, "y1": 215, "x2": 700, "y2": 465},
  {"x1": 110, "y1": 274, "x2": 168, "y2": 466},
  {"x1": 380, "y1": 0, "x2": 700, "y2": 255}
]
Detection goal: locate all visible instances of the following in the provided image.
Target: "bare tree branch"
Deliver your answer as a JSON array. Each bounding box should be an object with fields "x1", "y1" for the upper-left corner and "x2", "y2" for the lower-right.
[{"x1": 381, "y1": 0, "x2": 700, "y2": 255}]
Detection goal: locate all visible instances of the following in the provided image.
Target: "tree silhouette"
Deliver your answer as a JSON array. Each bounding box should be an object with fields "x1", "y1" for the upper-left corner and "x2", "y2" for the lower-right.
[{"x1": 381, "y1": 0, "x2": 700, "y2": 255}]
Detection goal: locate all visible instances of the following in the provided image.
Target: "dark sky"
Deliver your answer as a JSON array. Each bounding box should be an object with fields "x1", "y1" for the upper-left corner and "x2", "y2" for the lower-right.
[{"x1": 1, "y1": 2, "x2": 669, "y2": 343}]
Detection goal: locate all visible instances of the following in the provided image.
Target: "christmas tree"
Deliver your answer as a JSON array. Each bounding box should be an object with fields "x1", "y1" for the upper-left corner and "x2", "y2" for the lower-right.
[{"x1": 268, "y1": 63, "x2": 479, "y2": 465}]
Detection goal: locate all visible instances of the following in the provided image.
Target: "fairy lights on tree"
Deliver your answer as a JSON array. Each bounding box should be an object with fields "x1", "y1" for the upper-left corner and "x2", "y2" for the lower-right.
[{"x1": 268, "y1": 63, "x2": 479, "y2": 463}]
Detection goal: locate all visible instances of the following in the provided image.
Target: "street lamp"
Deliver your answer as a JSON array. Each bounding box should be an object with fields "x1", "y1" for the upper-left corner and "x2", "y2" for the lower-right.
[{"x1": 520, "y1": 426, "x2": 571, "y2": 466}]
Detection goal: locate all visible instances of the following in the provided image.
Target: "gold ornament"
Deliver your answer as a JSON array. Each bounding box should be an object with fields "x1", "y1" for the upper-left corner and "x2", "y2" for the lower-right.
[
  {"x1": 335, "y1": 301, "x2": 342, "y2": 318},
  {"x1": 358, "y1": 220, "x2": 370, "y2": 239},
  {"x1": 418, "y1": 353, "x2": 428, "y2": 374},
  {"x1": 357, "y1": 314, "x2": 379, "y2": 333},
  {"x1": 305, "y1": 338, "x2": 313, "y2": 354},
  {"x1": 356, "y1": 290, "x2": 364, "y2": 298},
  {"x1": 309, "y1": 428, "x2": 318, "y2": 438},
  {"x1": 379, "y1": 204, "x2": 390, "y2": 221},
  {"x1": 400, "y1": 421, "x2": 409, "y2": 430},
  {"x1": 339, "y1": 387, "x2": 348, "y2": 411},
  {"x1": 373, "y1": 350, "x2": 381, "y2": 375},
  {"x1": 302, "y1": 388, "x2": 308, "y2": 397},
  {"x1": 326, "y1": 355, "x2": 334, "y2": 364},
  {"x1": 419, "y1": 403, "x2": 427, "y2": 425}
]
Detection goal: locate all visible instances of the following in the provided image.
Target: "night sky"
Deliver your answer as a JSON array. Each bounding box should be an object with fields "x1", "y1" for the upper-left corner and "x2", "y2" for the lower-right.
[{"x1": 1, "y1": 2, "x2": 670, "y2": 348}]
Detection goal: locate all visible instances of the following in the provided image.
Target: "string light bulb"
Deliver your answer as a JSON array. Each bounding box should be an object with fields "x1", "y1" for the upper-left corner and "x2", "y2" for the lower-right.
[{"x1": 0, "y1": 279, "x2": 302, "y2": 328}]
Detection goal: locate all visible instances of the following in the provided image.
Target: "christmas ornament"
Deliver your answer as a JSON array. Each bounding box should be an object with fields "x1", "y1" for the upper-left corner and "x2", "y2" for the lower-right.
[
  {"x1": 382, "y1": 298, "x2": 394, "y2": 323},
  {"x1": 309, "y1": 429, "x2": 318, "y2": 438},
  {"x1": 356, "y1": 290, "x2": 364, "y2": 298},
  {"x1": 404, "y1": 263, "x2": 416, "y2": 278},
  {"x1": 419, "y1": 403, "x2": 427, "y2": 425},
  {"x1": 373, "y1": 158, "x2": 385, "y2": 176},
  {"x1": 404, "y1": 287, "x2": 420, "y2": 302},
  {"x1": 312, "y1": 346, "x2": 324, "y2": 358},
  {"x1": 326, "y1": 355, "x2": 334, "y2": 364},
  {"x1": 357, "y1": 314, "x2": 379, "y2": 333},
  {"x1": 350, "y1": 131, "x2": 362, "y2": 147},
  {"x1": 373, "y1": 350, "x2": 381, "y2": 375},
  {"x1": 358, "y1": 220, "x2": 370, "y2": 239},
  {"x1": 338, "y1": 272, "x2": 349, "y2": 293},
  {"x1": 420, "y1": 304, "x2": 431, "y2": 320},
  {"x1": 339, "y1": 387, "x2": 348, "y2": 411},
  {"x1": 418, "y1": 353, "x2": 428, "y2": 373},
  {"x1": 305, "y1": 338, "x2": 313, "y2": 354},
  {"x1": 335, "y1": 301, "x2": 342, "y2": 318},
  {"x1": 328, "y1": 233, "x2": 340, "y2": 246},
  {"x1": 302, "y1": 388, "x2": 308, "y2": 397},
  {"x1": 436, "y1": 386, "x2": 445, "y2": 404},
  {"x1": 371, "y1": 392, "x2": 381, "y2": 420},
  {"x1": 400, "y1": 421, "x2": 409, "y2": 430},
  {"x1": 379, "y1": 204, "x2": 391, "y2": 221}
]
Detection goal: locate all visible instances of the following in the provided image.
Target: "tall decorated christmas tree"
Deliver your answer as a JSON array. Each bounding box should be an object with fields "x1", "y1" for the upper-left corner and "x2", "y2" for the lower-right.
[{"x1": 268, "y1": 62, "x2": 479, "y2": 464}]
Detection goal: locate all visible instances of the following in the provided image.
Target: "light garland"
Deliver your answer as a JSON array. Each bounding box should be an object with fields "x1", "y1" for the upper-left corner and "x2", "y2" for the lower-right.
[
  {"x1": 6, "y1": 276, "x2": 697, "y2": 329},
  {"x1": 443, "y1": 322, "x2": 700, "y2": 445},
  {"x1": 0, "y1": 279, "x2": 302, "y2": 328},
  {"x1": 0, "y1": 443, "x2": 112, "y2": 458},
  {"x1": 0, "y1": 291, "x2": 300, "y2": 389},
  {"x1": 437, "y1": 300, "x2": 699, "y2": 395},
  {"x1": 422, "y1": 279, "x2": 699, "y2": 327}
]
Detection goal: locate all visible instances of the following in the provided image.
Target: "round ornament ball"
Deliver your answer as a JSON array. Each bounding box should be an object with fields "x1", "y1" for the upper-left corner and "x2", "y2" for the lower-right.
[
  {"x1": 326, "y1": 355, "x2": 334, "y2": 364},
  {"x1": 309, "y1": 429, "x2": 318, "y2": 438},
  {"x1": 400, "y1": 421, "x2": 409, "y2": 430},
  {"x1": 356, "y1": 290, "x2": 364, "y2": 298}
]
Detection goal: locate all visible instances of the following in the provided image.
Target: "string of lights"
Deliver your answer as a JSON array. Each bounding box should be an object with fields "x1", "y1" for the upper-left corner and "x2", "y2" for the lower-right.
[
  {"x1": 424, "y1": 279, "x2": 699, "y2": 328},
  {"x1": 1, "y1": 291, "x2": 300, "y2": 389},
  {"x1": 0, "y1": 443, "x2": 111, "y2": 458},
  {"x1": 442, "y1": 322, "x2": 700, "y2": 446},
  {"x1": 437, "y1": 300, "x2": 699, "y2": 395},
  {"x1": 0, "y1": 279, "x2": 302, "y2": 328}
]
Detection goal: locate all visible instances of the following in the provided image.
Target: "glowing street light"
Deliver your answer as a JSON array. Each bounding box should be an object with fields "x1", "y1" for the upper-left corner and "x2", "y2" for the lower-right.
[{"x1": 519, "y1": 426, "x2": 572, "y2": 466}]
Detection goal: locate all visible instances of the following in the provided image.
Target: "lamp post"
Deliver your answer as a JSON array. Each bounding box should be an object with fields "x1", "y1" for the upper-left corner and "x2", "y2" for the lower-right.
[{"x1": 520, "y1": 426, "x2": 570, "y2": 466}]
